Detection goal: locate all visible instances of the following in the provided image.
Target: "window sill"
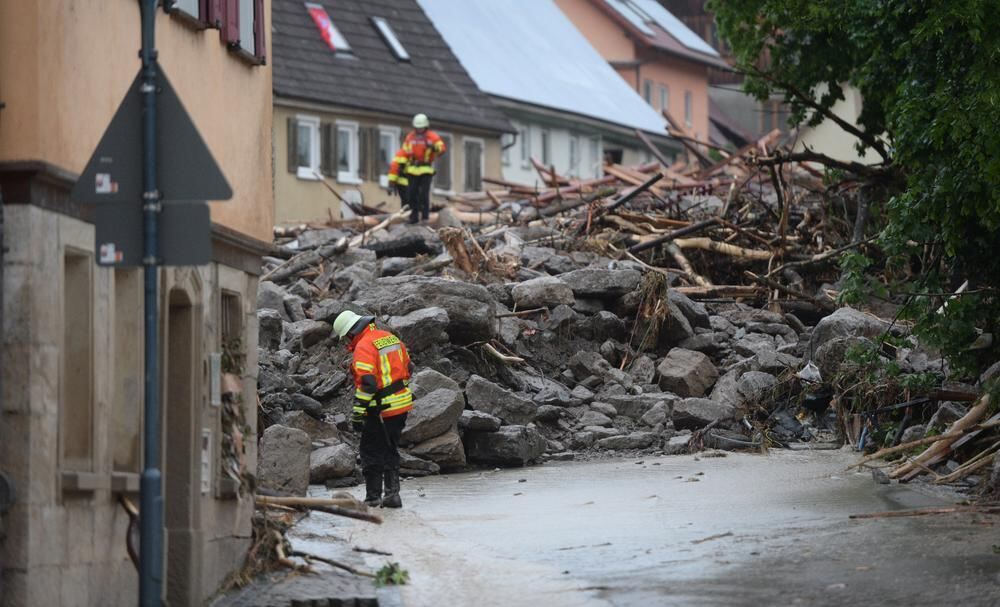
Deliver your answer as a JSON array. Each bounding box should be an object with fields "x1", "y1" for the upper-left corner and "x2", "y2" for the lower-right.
[
  {"x1": 296, "y1": 168, "x2": 321, "y2": 181},
  {"x1": 166, "y1": 6, "x2": 209, "y2": 31},
  {"x1": 432, "y1": 188, "x2": 454, "y2": 197},
  {"x1": 337, "y1": 176, "x2": 364, "y2": 186},
  {"x1": 227, "y1": 44, "x2": 266, "y2": 67},
  {"x1": 61, "y1": 471, "x2": 109, "y2": 493},
  {"x1": 111, "y1": 472, "x2": 141, "y2": 494}
]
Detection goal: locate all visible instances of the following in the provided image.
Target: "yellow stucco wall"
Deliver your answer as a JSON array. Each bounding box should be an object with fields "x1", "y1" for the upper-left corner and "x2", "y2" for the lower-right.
[
  {"x1": 274, "y1": 103, "x2": 502, "y2": 224},
  {"x1": 0, "y1": 0, "x2": 273, "y2": 241}
]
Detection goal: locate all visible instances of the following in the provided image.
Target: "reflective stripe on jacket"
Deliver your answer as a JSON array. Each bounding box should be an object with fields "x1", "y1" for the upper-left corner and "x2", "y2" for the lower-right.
[
  {"x1": 349, "y1": 324, "x2": 413, "y2": 418},
  {"x1": 401, "y1": 129, "x2": 446, "y2": 176},
  {"x1": 387, "y1": 148, "x2": 410, "y2": 186}
]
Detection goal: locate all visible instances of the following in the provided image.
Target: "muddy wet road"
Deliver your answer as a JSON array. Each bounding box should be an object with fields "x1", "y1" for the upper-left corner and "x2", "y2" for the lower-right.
[{"x1": 294, "y1": 450, "x2": 1000, "y2": 606}]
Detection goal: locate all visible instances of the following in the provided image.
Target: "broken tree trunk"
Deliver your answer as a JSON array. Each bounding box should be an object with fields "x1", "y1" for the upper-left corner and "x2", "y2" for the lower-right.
[{"x1": 890, "y1": 394, "x2": 991, "y2": 480}]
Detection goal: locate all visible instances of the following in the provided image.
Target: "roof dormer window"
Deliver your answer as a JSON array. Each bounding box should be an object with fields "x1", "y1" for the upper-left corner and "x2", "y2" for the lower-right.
[
  {"x1": 371, "y1": 17, "x2": 410, "y2": 61},
  {"x1": 306, "y1": 2, "x2": 352, "y2": 54}
]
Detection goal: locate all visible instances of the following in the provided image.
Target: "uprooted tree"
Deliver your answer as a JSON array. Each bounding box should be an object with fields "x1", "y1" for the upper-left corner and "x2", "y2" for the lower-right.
[{"x1": 710, "y1": 0, "x2": 1000, "y2": 375}]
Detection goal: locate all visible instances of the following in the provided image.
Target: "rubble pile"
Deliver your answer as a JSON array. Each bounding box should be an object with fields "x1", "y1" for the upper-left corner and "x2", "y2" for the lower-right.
[{"x1": 255, "y1": 135, "x2": 997, "y2": 495}]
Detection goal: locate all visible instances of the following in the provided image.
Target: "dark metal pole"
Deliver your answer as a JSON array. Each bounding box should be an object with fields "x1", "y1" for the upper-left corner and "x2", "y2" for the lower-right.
[{"x1": 139, "y1": 0, "x2": 163, "y2": 605}]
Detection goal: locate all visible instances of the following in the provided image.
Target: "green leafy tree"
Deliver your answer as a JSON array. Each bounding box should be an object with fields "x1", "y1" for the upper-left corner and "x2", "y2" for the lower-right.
[{"x1": 710, "y1": 0, "x2": 1000, "y2": 374}]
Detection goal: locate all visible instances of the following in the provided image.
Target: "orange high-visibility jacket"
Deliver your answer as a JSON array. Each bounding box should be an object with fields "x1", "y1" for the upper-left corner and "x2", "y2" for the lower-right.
[
  {"x1": 401, "y1": 129, "x2": 446, "y2": 176},
  {"x1": 387, "y1": 147, "x2": 410, "y2": 187},
  {"x1": 349, "y1": 323, "x2": 413, "y2": 419}
]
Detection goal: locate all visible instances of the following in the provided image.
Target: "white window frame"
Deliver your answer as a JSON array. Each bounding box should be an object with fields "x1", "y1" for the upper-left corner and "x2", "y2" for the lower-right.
[
  {"x1": 238, "y1": 0, "x2": 254, "y2": 55},
  {"x1": 519, "y1": 124, "x2": 531, "y2": 169},
  {"x1": 643, "y1": 79, "x2": 653, "y2": 104},
  {"x1": 501, "y1": 132, "x2": 515, "y2": 167},
  {"x1": 462, "y1": 136, "x2": 486, "y2": 193},
  {"x1": 335, "y1": 119, "x2": 361, "y2": 184},
  {"x1": 588, "y1": 136, "x2": 601, "y2": 178},
  {"x1": 433, "y1": 132, "x2": 454, "y2": 196},
  {"x1": 171, "y1": 0, "x2": 199, "y2": 18},
  {"x1": 659, "y1": 85, "x2": 669, "y2": 112},
  {"x1": 371, "y1": 17, "x2": 410, "y2": 61},
  {"x1": 295, "y1": 114, "x2": 321, "y2": 181},
  {"x1": 540, "y1": 128, "x2": 551, "y2": 166},
  {"x1": 377, "y1": 125, "x2": 401, "y2": 188}
]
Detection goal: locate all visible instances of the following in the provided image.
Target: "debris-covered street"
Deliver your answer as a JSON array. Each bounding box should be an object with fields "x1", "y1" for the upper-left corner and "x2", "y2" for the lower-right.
[{"x1": 278, "y1": 450, "x2": 997, "y2": 606}]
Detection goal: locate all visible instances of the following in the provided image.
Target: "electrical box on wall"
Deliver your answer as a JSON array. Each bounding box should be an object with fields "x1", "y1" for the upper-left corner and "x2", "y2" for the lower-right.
[
  {"x1": 201, "y1": 429, "x2": 212, "y2": 495},
  {"x1": 209, "y1": 352, "x2": 222, "y2": 406}
]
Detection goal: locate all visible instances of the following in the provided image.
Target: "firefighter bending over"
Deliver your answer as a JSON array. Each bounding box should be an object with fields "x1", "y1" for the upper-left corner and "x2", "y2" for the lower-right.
[{"x1": 333, "y1": 311, "x2": 414, "y2": 508}]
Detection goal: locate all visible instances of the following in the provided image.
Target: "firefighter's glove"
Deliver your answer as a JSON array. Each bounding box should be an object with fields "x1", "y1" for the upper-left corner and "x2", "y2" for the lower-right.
[{"x1": 351, "y1": 409, "x2": 364, "y2": 433}]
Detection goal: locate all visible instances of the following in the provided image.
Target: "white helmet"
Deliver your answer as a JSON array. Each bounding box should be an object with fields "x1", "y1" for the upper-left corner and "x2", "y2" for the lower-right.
[
  {"x1": 412, "y1": 113, "x2": 430, "y2": 129},
  {"x1": 333, "y1": 310, "x2": 373, "y2": 338}
]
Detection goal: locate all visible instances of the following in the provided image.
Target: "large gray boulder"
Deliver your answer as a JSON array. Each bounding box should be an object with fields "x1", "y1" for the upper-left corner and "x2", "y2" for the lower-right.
[
  {"x1": 281, "y1": 410, "x2": 339, "y2": 441},
  {"x1": 605, "y1": 393, "x2": 677, "y2": 420},
  {"x1": 257, "y1": 281, "x2": 290, "y2": 320},
  {"x1": 400, "y1": 388, "x2": 465, "y2": 445},
  {"x1": 808, "y1": 307, "x2": 890, "y2": 354},
  {"x1": 737, "y1": 371, "x2": 777, "y2": 404},
  {"x1": 511, "y1": 276, "x2": 575, "y2": 309},
  {"x1": 459, "y1": 410, "x2": 502, "y2": 432},
  {"x1": 577, "y1": 410, "x2": 613, "y2": 427},
  {"x1": 709, "y1": 369, "x2": 741, "y2": 408},
  {"x1": 388, "y1": 306, "x2": 450, "y2": 353},
  {"x1": 596, "y1": 431, "x2": 656, "y2": 450},
  {"x1": 657, "y1": 348, "x2": 719, "y2": 397},
  {"x1": 281, "y1": 319, "x2": 331, "y2": 352},
  {"x1": 466, "y1": 425, "x2": 546, "y2": 466},
  {"x1": 673, "y1": 398, "x2": 736, "y2": 430},
  {"x1": 668, "y1": 290, "x2": 710, "y2": 329},
  {"x1": 286, "y1": 393, "x2": 324, "y2": 419},
  {"x1": 410, "y1": 368, "x2": 461, "y2": 399},
  {"x1": 466, "y1": 375, "x2": 536, "y2": 425},
  {"x1": 660, "y1": 298, "x2": 696, "y2": 344},
  {"x1": 640, "y1": 402, "x2": 671, "y2": 427},
  {"x1": 258, "y1": 308, "x2": 283, "y2": 350},
  {"x1": 628, "y1": 355, "x2": 657, "y2": 384},
  {"x1": 309, "y1": 444, "x2": 356, "y2": 483},
  {"x1": 408, "y1": 430, "x2": 466, "y2": 469},
  {"x1": 353, "y1": 276, "x2": 497, "y2": 342},
  {"x1": 399, "y1": 451, "x2": 441, "y2": 476},
  {"x1": 559, "y1": 268, "x2": 641, "y2": 299},
  {"x1": 258, "y1": 425, "x2": 311, "y2": 496}
]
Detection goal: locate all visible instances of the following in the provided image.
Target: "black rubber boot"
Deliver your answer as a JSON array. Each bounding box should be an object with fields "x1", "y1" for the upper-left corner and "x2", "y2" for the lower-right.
[
  {"x1": 382, "y1": 469, "x2": 402, "y2": 508},
  {"x1": 363, "y1": 470, "x2": 382, "y2": 508}
]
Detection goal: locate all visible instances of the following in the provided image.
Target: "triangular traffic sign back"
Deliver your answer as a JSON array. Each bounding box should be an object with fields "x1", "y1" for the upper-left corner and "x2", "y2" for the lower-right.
[{"x1": 71, "y1": 66, "x2": 232, "y2": 203}]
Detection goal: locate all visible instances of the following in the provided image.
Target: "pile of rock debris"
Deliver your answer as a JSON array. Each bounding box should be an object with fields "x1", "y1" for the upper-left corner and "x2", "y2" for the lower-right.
[{"x1": 252, "y1": 223, "x2": 912, "y2": 493}]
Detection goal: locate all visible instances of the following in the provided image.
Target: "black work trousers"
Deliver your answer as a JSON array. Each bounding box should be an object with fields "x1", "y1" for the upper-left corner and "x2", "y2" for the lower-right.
[
  {"x1": 360, "y1": 412, "x2": 407, "y2": 473},
  {"x1": 407, "y1": 173, "x2": 433, "y2": 222}
]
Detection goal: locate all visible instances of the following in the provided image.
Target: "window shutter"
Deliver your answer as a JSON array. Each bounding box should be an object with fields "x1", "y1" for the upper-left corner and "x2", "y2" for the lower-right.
[
  {"x1": 369, "y1": 127, "x2": 381, "y2": 181},
  {"x1": 253, "y1": 0, "x2": 266, "y2": 62},
  {"x1": 287, "y1": 117, "x2": 297, "y2": 173},
  {"x1": 223, "y1": 0, "x2": 240, "y2": 44},
  {"x1": 205, "y1": 0, "x2": 223, "y2": 28},
  {"x1": 358, "y1": 127, "x2": 369, "y2": 182},
  {"x1": 320, "y1": 123, "x2": 334, "y2": 177}
]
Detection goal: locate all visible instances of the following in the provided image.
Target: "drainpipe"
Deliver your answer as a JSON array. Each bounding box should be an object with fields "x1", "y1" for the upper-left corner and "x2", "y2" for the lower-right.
[{"x1": 0, "y1": 187, "x2": 11, "y2": 591}]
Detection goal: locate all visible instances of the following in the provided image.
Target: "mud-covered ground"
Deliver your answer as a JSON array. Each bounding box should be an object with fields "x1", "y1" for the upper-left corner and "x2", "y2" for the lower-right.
[{"x1": 287, "y1": 449, "x2": 1000, "y2": 606}]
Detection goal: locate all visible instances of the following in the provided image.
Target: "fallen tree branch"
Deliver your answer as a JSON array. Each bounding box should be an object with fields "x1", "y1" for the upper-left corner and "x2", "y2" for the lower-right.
[
  {"x1": 482, "y1": 342, "x2": 525, "y2": 365},
  {"x1": 890, "y1": 394, "x2": 991, "y2": 479},
  {"x1": 289, "y1": 550, "x2": 375, "y2": 578},
  {"x1": 673, "y1": 237, "x2": 774, "y2": 261},
  {"x1": 744, "y1": 271, "x2": 836, "y2": 312},
  {"x1": 255, "y1": 495, "x2": 383, "y2": 524},
  {"x1": 668, "y1": 243, "x2": 712, "y2": 287},
  {"x1": 849, "y1": 505, "x2": 1000, "y2": 520}
]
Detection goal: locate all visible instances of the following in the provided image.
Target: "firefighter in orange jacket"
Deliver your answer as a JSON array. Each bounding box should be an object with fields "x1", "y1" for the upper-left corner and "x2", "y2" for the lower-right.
[
  {"x1": 402, "y1": 113, "x2": 446, "y2": 224},
  {"x1": 333, "y1": 310, "x2": 414, "y2": 508},
  {"x1": 386, "y1": 147, "x2": 410, "y2": 202}
]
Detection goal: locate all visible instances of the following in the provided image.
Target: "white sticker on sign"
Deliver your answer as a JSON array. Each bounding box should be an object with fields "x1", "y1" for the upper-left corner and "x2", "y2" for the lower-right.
[
  {"x1": 99, "y1": 243, "x2": 123, "y2": 264},
  {"x1": 95, "y1": 173, "x2": 118, "y2": 194}
]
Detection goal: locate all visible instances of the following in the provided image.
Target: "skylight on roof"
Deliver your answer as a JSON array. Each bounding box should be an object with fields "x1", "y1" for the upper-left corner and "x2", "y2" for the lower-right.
[
  {"x1": 305, "y1": 2, "x2": 352, "y2": 54},
  {"x1": 371, "y1": 16, "x2": 410, "y2": 61}
]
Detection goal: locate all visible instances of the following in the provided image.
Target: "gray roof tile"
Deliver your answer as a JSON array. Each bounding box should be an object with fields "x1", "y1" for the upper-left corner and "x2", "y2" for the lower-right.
[{"x1": 272, "y1": 0, "x2": 512, "y2": 133}]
